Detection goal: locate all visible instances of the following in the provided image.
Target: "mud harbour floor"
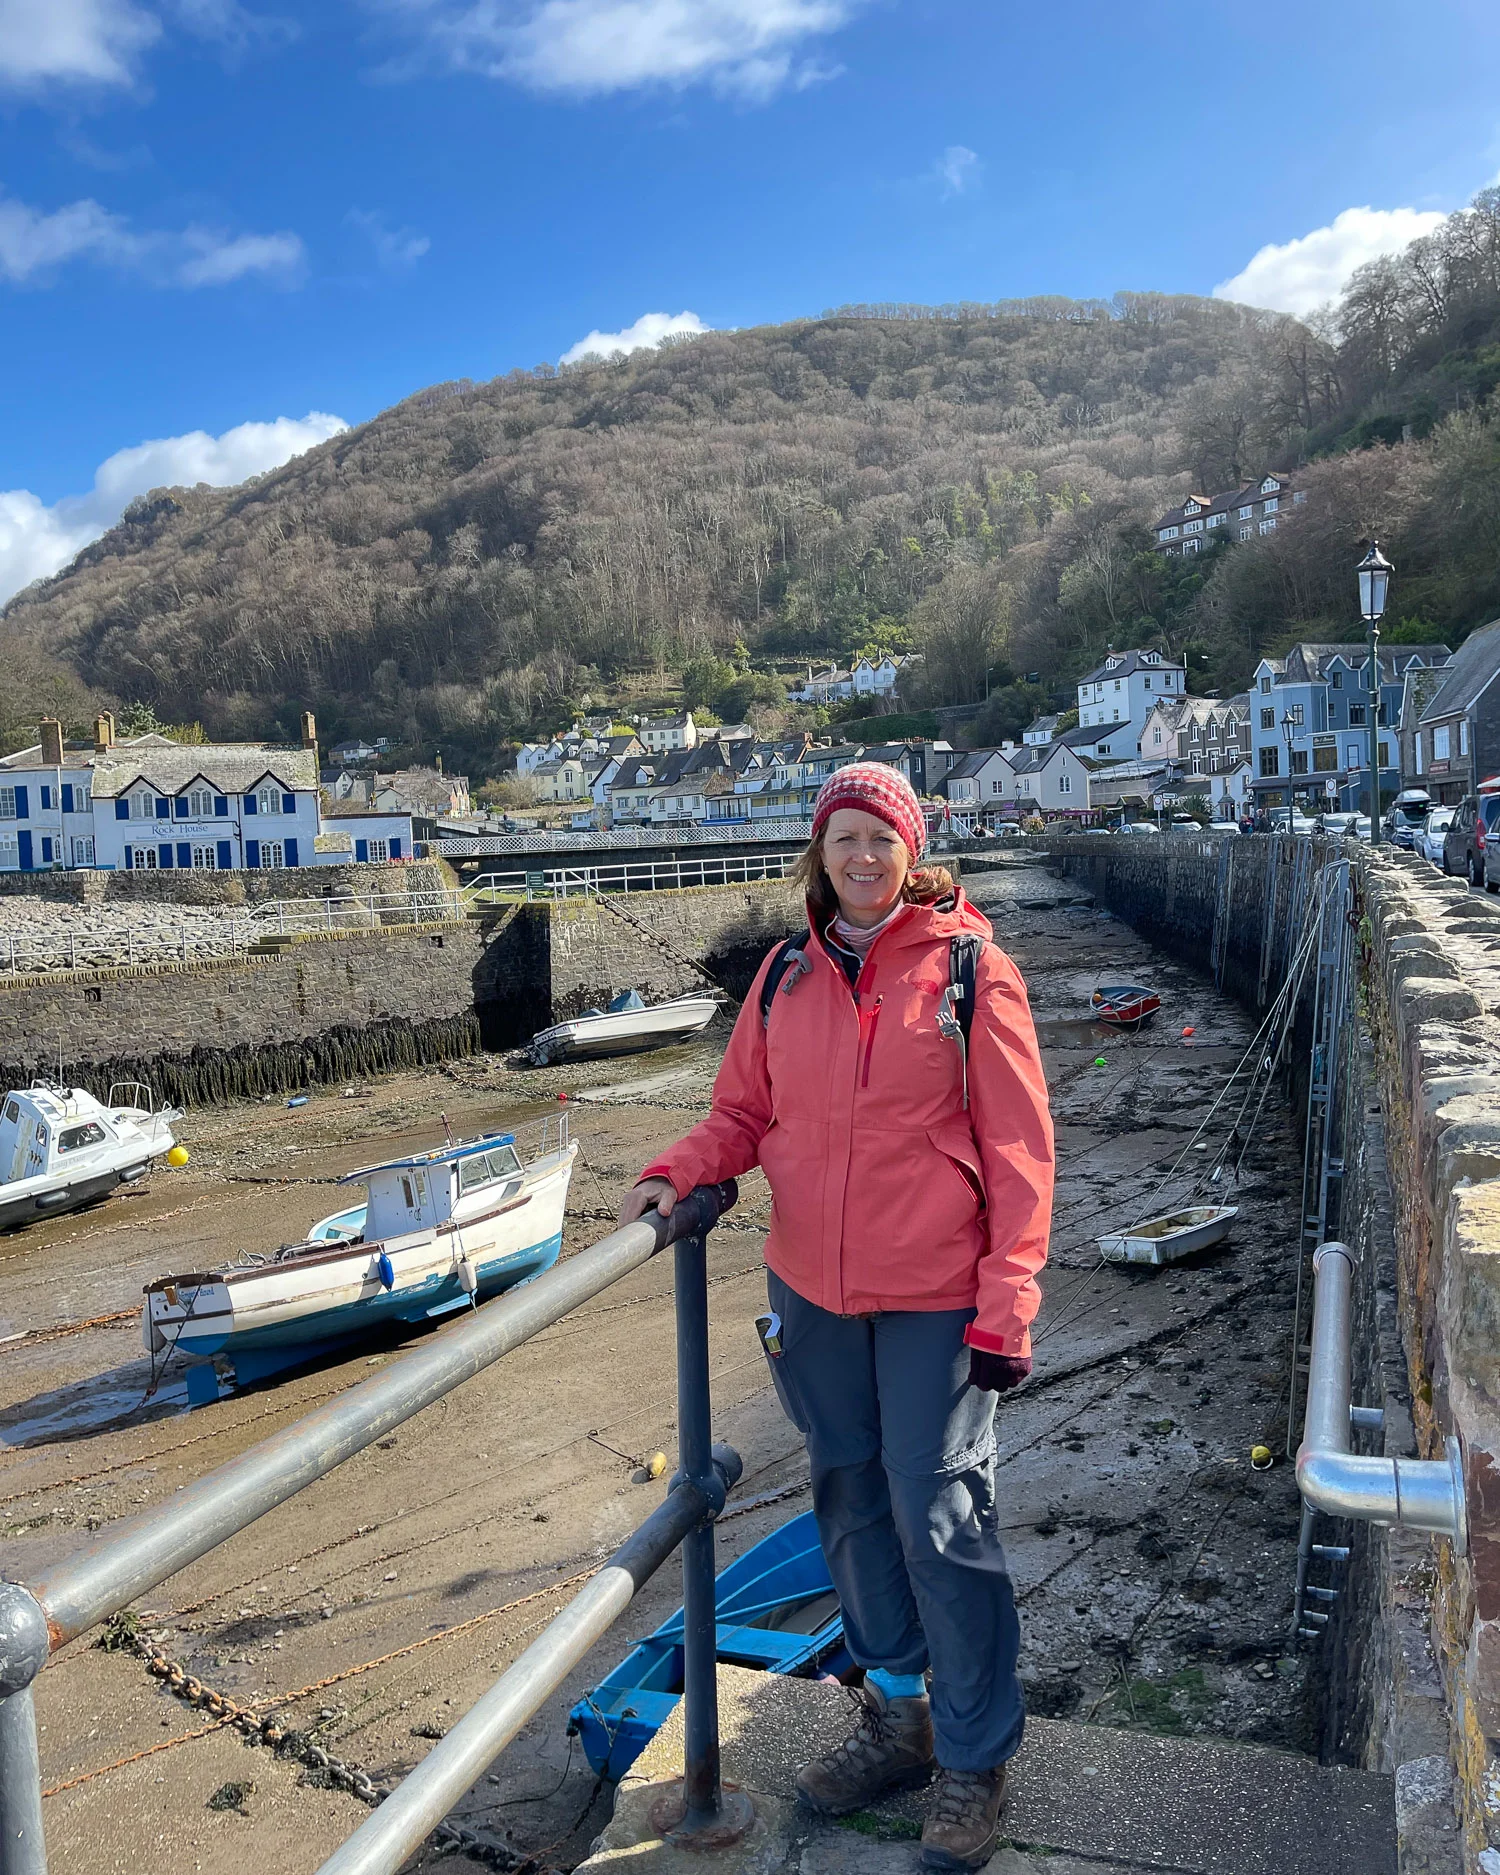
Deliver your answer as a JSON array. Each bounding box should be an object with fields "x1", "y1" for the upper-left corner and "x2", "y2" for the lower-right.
[{"x1": 0, "y1": 870, "x2": 1315, "y2": 1874}]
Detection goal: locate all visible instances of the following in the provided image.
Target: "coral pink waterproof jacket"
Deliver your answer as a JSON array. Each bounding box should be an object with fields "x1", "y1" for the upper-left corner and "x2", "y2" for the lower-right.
[{"x1": 640, "y1": 890, "x2": 1053, "y2": 1357}]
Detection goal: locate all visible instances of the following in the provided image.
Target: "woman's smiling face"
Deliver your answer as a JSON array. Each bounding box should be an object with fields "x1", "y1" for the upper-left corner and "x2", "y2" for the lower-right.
[{"x1": 821, "y1": 807, "x2": 909, "y2": 926}]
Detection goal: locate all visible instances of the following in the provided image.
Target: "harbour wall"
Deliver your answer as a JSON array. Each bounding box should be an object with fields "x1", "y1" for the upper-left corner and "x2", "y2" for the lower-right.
[
  {"x1": 0, "y1": 879, "x2": 804, "y2": 1107},
  {"x1": 0, "y1": 857, "x2": 453, "y2": 907}
]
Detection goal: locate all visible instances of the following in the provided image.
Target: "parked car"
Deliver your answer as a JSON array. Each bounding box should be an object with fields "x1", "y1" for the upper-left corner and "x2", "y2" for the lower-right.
[
  {"x1": 1199, "y1": 820, "x2": 1242, "y2": 836},
  {"x1": 1416, "y1": 807, "x2": 1455, "y2": 864},
  {"x1": 1268, "y1": 808, "x2": 1318, "y2": 834},
  {"x1": 1118, "y1": 821, "x2": 1160, "y2": 835},
  {"x1": 1383, "y1": 788, "x2": 1433, "y2": 850},
  {"x1": 1443, "y1": 794, "x2": 1500, "y2": 883},
  {"x1": 1318, "y1": 811, "x2": 1360, "y2": 838}
]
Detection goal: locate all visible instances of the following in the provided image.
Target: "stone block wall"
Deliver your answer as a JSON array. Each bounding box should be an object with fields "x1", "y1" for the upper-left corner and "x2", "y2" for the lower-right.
[{"x1": 0, "y1": 857, "x2": 452, "y2": 908}]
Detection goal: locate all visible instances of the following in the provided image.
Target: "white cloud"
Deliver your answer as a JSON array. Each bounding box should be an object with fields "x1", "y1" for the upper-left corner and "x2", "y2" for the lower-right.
[
  {"x1": 937, "y1": 145, "x2": 979, "y2": 198},
  {"x1": 347, "y1": 208, "x2": 430, "y2": 270},
  {"x1": 0, "y1": 0, "x2": 159, "y2": 89},
  {"x1": 0, "y1": 188, "x2": 305, "y2": 287},
  {"x1": 0, "y1": 412, "x2": 347, "y2": 605},
  {"x1": 1213, "y1": 205, "x2": 1448, "y2": 317},
  {"x1": 384, "y1": 0, "x2": 856, "y2": 98},
  {"x1": 559, "y1": 309, "x2": 710, "y2": 365}
]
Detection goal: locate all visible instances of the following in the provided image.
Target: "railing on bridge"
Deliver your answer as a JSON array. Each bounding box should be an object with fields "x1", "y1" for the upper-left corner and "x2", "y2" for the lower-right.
[
  {"x1": 436, "y1": 819, "x2": 813, "y2": 858},
  {"x1": 0, "y1": 1181, "x2": 749, "y2": 1875},
  {"x1": 465, "y1": 851, "x2": 795, "y2": 903}
]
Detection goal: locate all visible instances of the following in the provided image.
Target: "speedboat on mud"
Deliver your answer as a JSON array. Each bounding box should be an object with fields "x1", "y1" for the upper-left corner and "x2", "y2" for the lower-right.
[
  {"x1": 143, "y1": 1119, "x2": 576, "y2": 1403},
  {"x1": 0, "y1": 1081, "x2": 184, "y2": 1232},
  {"x1": 526, "y1": 989, "x2": 721, "y2": 1065}
]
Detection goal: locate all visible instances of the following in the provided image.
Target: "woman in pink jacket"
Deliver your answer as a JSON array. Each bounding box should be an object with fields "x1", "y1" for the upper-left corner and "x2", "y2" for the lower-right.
[{"x1": 620, "y1": 762, "x2": 1053, "y2": 1872}]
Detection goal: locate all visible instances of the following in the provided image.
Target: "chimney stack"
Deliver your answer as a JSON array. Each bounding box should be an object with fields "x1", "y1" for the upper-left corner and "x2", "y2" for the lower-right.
[
  {"x1": 39, "y1": 719, "x2": 63, "y2": 767},
  {"x1": 300, "y1": 710, "x2": 318, "y2": 769},
  {"x1": 94, "y1": 712, "x2": 115, "y2": 755}
]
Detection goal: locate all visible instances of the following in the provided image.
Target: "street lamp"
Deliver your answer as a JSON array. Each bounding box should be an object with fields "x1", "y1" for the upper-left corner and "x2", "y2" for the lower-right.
[
  {"x1": 1281, "y1": 712, "x2": 1298, "y2": 822},
  {"x1": 1358, "y1": 541, "x2": 1394, "y2": 844}
]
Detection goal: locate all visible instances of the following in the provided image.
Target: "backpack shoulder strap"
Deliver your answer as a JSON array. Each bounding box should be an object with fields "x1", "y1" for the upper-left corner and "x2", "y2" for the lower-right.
[
  {"x1": 759, "y1": 937, "x2": 808, "y2": 1028},
  {"x1": 949, "y1": 933, "x2": 987, "y2": 1047}
]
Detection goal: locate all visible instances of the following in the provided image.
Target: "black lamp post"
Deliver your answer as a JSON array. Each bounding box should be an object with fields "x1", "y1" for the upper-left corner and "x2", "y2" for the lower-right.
[
  {"x1": 1358, "y1": 542, "x2": 1393, "y2": 843},
  {"x1": 1281, "y1": 712, "x2": 1298, "y2": 818}
]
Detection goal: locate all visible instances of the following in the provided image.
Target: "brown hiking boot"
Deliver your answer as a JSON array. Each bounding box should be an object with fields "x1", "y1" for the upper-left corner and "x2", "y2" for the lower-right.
[
  {"x1": 920, "y1": 1763, "x2": 1008, "y2": 1870},
  {"x1": 795, "y1": 1683, "x2": 935, "y2": 1816}
]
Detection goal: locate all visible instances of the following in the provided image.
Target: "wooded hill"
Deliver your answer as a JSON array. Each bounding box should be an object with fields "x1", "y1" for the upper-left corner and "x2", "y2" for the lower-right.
[{"x1": 6, "y1": 187, "x2": 1500, "y2": 772}]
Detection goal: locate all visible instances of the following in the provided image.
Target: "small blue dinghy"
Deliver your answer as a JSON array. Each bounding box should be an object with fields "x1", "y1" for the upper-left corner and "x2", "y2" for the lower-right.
[{"x1": 569, "y1": 1510, "x2": 847, "y2": 1778}]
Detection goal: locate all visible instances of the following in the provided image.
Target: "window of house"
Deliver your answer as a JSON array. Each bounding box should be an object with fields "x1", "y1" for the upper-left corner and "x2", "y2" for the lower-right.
[
  {"x1": 1293, "y1": 490, "x2": 1307, "y2": 505},
  {"x1": 1331, "y1": 672, "x2": 1342, "y2": 689},
  {"x1": 1153, "y1": 727, "x2": 1163, "y2": 745},
  {"x1": 1287, "y1": 705, "x2": 1304, "y2": 726},
  {"x1": 1262, "y1": 478, "x2": 1281, "y2": 494},
  {"x1": 131, "y1": 788, "x2": 156, "y2": 819},
  {"x1": 1259, "y1": 676, "x2": 1271, "y2": 694},
  {"x1": 188, "y1": 787, "x2": 214, "y2": 818},
  {"x1": 1058, "y1": 773, "x2": 1072, "y2": 795},
  {"x1": 1240, "y1": 506, "x2": 1254, "y2": 520},
  {"x1": 1259, "y1": 518, "x2": 1277, "y2": 535},
  {"x1": 1460, "y1": 719, "x2": 1470, "y2": 756},
  {"x1": 1349, "y1": 705, "x2": 1366, "y2": 726},
  {"x1": 0, "y1": 788, "x2": 14, "y2": 819},
  {"x1": 1258, "y1": 747, "x2": 1280, "y2": 777},
  {"x1": 1263, "y1": 497, "x2": 1279, "y2": 514},
  {"x1": 255, "y1": 786, "x2": 282, "y2": 816},
  {"x1": 1206, "y1": 512, "x2": 1224, "y2": 527},
  {"x1": 1313, "y1": 745, "x2": 1338, "y2": 772},
  {"x1": 1183, "y1": 538, "x2": 1200, "y2": 554},
  {"x1": 1239, "y1": 526, "x2": 1253, "y2": 541},
  {"x1": 1260, "y1": 708, "x2": 1275, "y2": 730},
  {"x1": 71, "y1": 836, "x2": 94, "y2": 866},
  {"x1": 1433, "y1": 725, "x2": 1452, "y2": 761},
  {"x1": 1415, "y1": 734, "x2": 1425, "y2": 774},
  {"x1": 0, "y1": 836, "x2": 17, "y2": 869},
  {"x1": 1191, "y1": 755, "x2": 1202, "y2": 774},
  {"x1": 257, "y1": 840, "x2": 285, "y2": 869},
  {"x1": 1379, "y1": 743, "x2": 1392, "y2": 768},
  {"x1": 1144, "y1": 677, "x2": 1152, "y2": 689},
  {"x1": 1347, "y1": 745, "x2": 1363, "y2": 769},
  {"x1": 1184, "y1": 518, "x2": 1203, "y2": 534},
  {"x1": 1290, "y1": 750, "x2": 1309, "y2": 775},
  {"x1": 190, "y1": 844, "x2": 218, "y2": 870},
  {"x1": 128, "y1": 845, "x2": 158, "y2": 869}
]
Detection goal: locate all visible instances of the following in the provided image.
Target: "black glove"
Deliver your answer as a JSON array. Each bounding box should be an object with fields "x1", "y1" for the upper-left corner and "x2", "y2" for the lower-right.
[{"x1": 969, "y1": 1350, "x2": 1032, "y2": 1393}]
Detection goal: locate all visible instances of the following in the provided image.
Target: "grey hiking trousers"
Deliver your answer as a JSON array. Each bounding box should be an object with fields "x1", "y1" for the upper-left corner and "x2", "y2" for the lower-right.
[{"x1": 763, "y1": 1268, "x2": 1025, "y2": 1772}]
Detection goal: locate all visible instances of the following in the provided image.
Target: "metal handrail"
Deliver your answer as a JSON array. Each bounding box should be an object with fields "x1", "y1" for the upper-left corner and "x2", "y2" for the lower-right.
[
  {"x1": 436, "y1": 819, "x2": 813, "y2": 858},
  {"x1": 465, "y1": 851, "x2": 794, "y2": 903},
  {"x1": 0, "y1": 1180, "x2": 743, "y2": 1873},
  {"x1": 1295, "y1": 1242, "x2": 1466, "y2": 1549}
]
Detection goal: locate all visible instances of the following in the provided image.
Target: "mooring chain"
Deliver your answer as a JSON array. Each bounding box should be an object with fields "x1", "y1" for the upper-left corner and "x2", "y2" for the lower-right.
[{"x1": 135, "y1": 1638, "x2": 527, "y2": 1869}]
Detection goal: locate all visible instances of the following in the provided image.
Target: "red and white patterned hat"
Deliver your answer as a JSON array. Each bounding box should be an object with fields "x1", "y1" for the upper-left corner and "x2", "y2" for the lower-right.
[{"x1": 811, "y1": 762, "x2": 927, "y2": 862}]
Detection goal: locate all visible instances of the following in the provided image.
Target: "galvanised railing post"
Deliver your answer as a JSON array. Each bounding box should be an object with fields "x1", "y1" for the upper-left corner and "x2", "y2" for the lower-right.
[
  {"x1": 646, "y1": 1223, "x2": 754, "y2": 1847},
  {"x1": 0, "y1": 1585, "x2": 53, "y2": 1875}
]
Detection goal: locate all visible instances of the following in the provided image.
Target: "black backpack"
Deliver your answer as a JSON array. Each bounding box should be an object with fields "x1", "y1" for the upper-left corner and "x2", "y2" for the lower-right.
[{"x1": 759, "y1": 932, "x2": 986, "y2": 1104}]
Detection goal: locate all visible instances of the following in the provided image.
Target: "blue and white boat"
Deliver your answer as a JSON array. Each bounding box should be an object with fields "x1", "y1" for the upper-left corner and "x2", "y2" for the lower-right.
[
  {"x1": 142, "y1": 1119, "x2": 576, "y2": 1404},
  {"x1": 569, "y1": 1510, "x2": 848, "y2": 1779}
]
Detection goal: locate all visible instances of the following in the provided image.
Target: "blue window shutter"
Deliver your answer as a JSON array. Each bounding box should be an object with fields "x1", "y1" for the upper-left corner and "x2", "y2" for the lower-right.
[
  {"x1": 173, "y1": 797, "x2": 188, "y2": 820},
  {"x1": 115, "y1": 799, "x2": 130, "y2": 821},
  {"x1": 214, "y1": 795, "x2": 229, "y2": 817},
  {"x1": 390, "y1": 837, "x2": 402, "y2": 859},
  {"x1": 154, "y1": 797, "x2": 169, "y2": 818},
  {"x1": 13, "y1": 786, "x2": 27, "y2": 819},
  {"x1": 355, "y1": 838, "x2": 369, "y2": 863},
  {"x1": 216, "y1": 839, "x2": 232, "y2": 870},
  {"x1": 282, "y1": 792, "x2": 296, "y2": 815},
  {"x1": 40, "y1": 837, "x2": 53, "y2": 863},
  {"x1": 40, "y1": 786, "x2": 51, "y2": 810},
  {"x1": 246, "y1": 839, "x2": 260, "y2": 868},
  {"x1": 61, "y1": 784, "x2": 73, "y2": 813},
  {"x1": 124, "y1": 845, "x2": 133, "y2": 870},
  {"x1": 244, "y1": 793, "x2": 258, "y2": 815},
  {"x1": 176, "y1": 842, "x2": 192, "y2": 869},
  {"x1": 158, "y1": 843, "x2": 173, "y2": 869},
  {"x1": 284, "y1": 837, "x2": 298, "y2": 867}
]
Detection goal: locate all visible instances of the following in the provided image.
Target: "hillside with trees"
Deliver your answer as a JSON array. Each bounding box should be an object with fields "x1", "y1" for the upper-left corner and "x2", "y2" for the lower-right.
[{"x1": 5, "y1": 186, "x2": 1500, "y2": 772}]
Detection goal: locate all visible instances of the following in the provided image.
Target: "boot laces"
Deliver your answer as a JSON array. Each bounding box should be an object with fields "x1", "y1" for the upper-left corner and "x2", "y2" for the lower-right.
[
  {"x1": 930, "y1": 1765, "x2": 994, "y2": 1826},
  {"x1": 827, "y1": 1687, "x2": 896, "y2": 1768}
]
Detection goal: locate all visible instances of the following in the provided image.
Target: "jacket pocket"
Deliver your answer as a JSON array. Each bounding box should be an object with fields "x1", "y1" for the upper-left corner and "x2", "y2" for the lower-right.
[{"x1": 927, "y1": 1122, "x2": 987, "y2": 1216}]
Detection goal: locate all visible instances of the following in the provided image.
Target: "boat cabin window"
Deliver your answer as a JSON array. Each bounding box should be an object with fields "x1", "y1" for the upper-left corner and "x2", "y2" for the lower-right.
[
  {"x1": 457, "y1": 1146, "x2": 522, "y2": 1194},
  {"x1": 58, "y1": 1122, "x2": 107, "y2": 1153},
  {"x1": 3, "y1": 1101, "x2": 16, "y2": 1124}
]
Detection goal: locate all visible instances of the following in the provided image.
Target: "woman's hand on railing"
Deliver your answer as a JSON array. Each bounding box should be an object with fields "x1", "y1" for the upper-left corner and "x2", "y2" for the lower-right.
[{"x1": 618, "y1": 1177, "x2": 678, "y2": 1226}]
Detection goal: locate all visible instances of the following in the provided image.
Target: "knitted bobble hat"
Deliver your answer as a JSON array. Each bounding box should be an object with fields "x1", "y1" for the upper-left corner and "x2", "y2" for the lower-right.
[{"x1": 810, "y1": 762, "x2": 927, "y2": 862}]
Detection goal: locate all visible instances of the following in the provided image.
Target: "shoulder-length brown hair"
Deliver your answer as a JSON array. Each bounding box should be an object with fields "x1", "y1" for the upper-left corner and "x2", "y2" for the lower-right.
[{"x1": 790, "y1": 830, "x2": 956, "y2": 920}]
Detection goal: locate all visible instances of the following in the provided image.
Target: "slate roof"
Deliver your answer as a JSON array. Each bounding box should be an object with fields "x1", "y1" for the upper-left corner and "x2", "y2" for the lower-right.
[
  {"x1": 1078, "y1": 650, "x2": 1185, "y2": 684},
  {"x1": 1418, "y1": 619, "x2": 1500, "y2": 725},
  {"x1": 86, "y1": 740, "x2": 318, "y2": 798},
  {"x1": 1265, "y1": 642, "x2": 1453, "y2": 684},
  {"x1": 1152, "y1": 473, "x2": 1295, "y2": 534}
]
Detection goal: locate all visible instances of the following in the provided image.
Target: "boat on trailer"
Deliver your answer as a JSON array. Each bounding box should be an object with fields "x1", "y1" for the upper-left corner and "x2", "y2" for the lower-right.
[
  {"x1": 569, "y1": 1510, "x2": 848, "y2": 1779},
  {"x1": 526, "y1": 989, "x2": 721, "y2": 1066},
  {"x1": 143, "y1": 1119, "x2": 576, "y2": 1405},
  {"x1": 0, "y1": 1081, "x2": 183, "y2": 1232},
  {"x1": 1091, "y1": 983, "x2": 1161, "y2": 1031}
]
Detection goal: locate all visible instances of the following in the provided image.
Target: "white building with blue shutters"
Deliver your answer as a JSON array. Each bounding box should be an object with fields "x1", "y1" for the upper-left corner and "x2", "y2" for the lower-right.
[{"x1": 0, "y1": 715, "x2": 412, "y2": 875}]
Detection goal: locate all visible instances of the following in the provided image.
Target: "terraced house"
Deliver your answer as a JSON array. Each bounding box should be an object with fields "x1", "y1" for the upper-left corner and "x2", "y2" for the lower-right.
[{"x1": 1152, "y1": 472, "x2": 1306, "y2": 554}]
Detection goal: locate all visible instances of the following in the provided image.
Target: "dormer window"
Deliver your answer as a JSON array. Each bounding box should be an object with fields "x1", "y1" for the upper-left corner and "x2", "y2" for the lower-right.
[
  {"x1": 1185, "y1": 501, "x2": 1200, "y2": 516},
  {"x1": 255, "y1": 785, "x2": 283, "y2": 816},
  {"x1": 130, "y1": 788, "x2": 156, "y2": 820},
  {"x1": 187, "y1": 787, "x2": 214, "y2": 818},
  {"x1": 1261, "y1": 478, "x2": 1281, "y2": 494}
]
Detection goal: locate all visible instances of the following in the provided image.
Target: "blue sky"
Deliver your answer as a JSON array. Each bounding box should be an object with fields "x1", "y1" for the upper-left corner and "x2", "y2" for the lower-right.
[{"x1": 2, "y1": 0, "x2": 1499, "y2": 598}]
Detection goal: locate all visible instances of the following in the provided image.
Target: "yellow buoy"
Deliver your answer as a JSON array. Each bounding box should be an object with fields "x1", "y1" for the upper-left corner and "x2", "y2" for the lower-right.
[
  {"x1": 646, "y1": 1452, "x2": 668, "y2": 1481},
  {"x1": 1250, "y1": 1444, "x2": 1273, "y2": 1471},
  {"x1": 165, "y1": 1146, "x2": 190, "y2": 1169}
]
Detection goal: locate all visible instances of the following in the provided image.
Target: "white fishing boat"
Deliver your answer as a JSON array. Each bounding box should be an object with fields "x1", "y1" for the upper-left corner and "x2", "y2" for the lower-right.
[
  {"x1": 0, "y1": 1081, "x2": 184, "y2": 1232},
  {"x1": 1098, "y1": 1204, "x2": 1238, "y2": 1267},
  {"x1": 143, "y1": 1118, "x2": 576, "y2": 1404},
  {"x1": 527, "y1": 989, "x2": 721, "y2": 1066}
]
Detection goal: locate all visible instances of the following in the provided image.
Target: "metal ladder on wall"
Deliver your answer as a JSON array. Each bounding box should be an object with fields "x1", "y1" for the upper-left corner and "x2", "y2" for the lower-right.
[{"x1": 1288, "y1": 857, "x2": 1357, "y2": 1640}]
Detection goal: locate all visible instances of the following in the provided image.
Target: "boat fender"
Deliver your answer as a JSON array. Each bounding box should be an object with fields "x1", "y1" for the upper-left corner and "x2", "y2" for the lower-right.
[
  {"x1": 456, "y1": 1257, "x2": 478, "y2": 1297},
  {"x1": 376, "y1": 1252, "x2": 396, "y2": 1291}
]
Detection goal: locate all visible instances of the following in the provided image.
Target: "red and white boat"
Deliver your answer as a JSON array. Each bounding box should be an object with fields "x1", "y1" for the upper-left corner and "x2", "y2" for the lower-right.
[{"x1": 1091, "y1": 983, "x2": 1161, "y2": 1031}]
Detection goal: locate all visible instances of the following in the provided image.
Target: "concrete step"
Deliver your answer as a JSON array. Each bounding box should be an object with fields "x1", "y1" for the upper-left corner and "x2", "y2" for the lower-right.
[{"x1": 575, "y1": 1664, "x2": 1394, "y2": 1875}]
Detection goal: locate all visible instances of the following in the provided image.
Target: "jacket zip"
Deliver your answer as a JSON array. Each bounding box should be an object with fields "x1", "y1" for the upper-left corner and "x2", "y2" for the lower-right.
[{"x1": 859, "y1": 994, "x2": 884, "y2": 1087}]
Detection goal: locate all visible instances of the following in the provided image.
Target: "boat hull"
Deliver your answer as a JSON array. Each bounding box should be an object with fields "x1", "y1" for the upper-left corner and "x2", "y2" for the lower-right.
[
  {"x1": 1098, "y1": 1204, "x2": 1238, "y2": 1266},
  {"x1": 529, "y1": 997, "x2": 719, "y2": 1065},
  {"x1": 0, "y1": 1164, "x2": 146, "y2": 1232}
]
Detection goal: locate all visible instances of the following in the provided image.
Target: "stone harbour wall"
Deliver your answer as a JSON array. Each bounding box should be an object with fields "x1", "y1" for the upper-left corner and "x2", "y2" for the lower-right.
[{"x1": 0, "y1": 857, "x2": 453, "y2": 908}]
